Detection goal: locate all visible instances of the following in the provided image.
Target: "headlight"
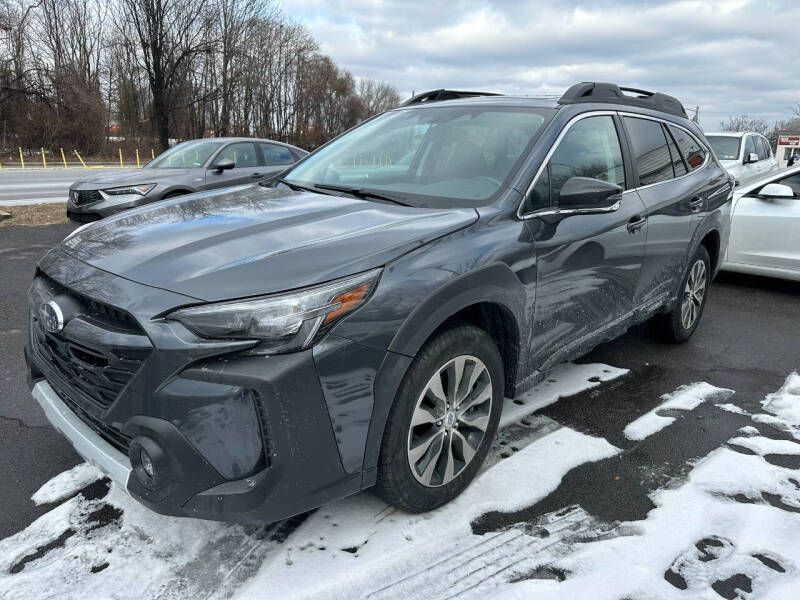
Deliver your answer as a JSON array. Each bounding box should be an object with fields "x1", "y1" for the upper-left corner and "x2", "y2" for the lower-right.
[
  {"x1": 101, "y1": 184, "x2": 155, "y2": 196},
  {"x1": 167, "y1": 268, "x2": 382, "y2": 354}
]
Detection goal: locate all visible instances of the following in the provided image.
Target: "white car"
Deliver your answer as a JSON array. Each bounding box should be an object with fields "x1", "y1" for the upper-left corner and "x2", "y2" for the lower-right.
[
  {"x1": 721, "y1": 165, "x2": 800, "y2": 281},
  {"x1": 706, "y1": 131, "x2": 779, "y2": 186}
]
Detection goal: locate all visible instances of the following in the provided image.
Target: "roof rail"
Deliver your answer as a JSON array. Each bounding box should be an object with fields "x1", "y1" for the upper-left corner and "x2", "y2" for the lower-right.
[
  {"x1": 401, "y1": 89, "x2": 502, "y2": 107},
  {"x1": 558, "y1": 82, "x2": 687, "y2": 118}
]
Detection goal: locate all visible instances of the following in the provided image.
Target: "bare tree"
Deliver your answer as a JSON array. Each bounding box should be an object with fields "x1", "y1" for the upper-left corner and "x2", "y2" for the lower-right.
[
  {"x1": 118, "y1": 0, "x2": 215, "y2": 149},
  {"x1": 357, "y1": 78, "x2": 400, "y2": 116},
  {"x1": 719, "y1": 115, "x2": 771, "y2": 136}
]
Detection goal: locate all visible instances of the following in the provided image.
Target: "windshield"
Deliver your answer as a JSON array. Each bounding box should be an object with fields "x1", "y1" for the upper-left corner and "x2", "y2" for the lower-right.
[
  {"x1": 147, "y1": 140, "x2": 223, "y2": 168},
  {"x1": 707, "y1": 136, "x2": 741, "y2": 161},
  {"x1": 284, "y1": 105, "x2": 554, "y2": 208}
]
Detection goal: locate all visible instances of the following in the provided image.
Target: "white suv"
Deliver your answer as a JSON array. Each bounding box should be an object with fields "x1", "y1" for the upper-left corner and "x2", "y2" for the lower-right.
[{"x1": 706, "y1": 131, "x2": 779, "y2": 186}]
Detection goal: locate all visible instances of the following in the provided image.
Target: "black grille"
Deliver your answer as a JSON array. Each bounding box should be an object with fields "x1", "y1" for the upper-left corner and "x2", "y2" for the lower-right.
[
  {"x1": 50, "y1": 375, "x2": 133, "y2": 453},
  {"x1": 32, "y1": 319, "x2": 148, "y2": 409},
  {"x1": 73, "y1": 190, "x2": 102, "y2": 206}
]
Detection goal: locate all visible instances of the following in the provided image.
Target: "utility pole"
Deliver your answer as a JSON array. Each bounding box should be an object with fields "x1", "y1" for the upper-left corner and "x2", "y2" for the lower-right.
[{"x1": 690, "y1": 105, "x2": 700, "y2": 123}]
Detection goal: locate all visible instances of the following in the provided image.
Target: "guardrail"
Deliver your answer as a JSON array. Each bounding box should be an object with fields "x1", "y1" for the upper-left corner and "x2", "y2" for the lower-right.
[{"x1": 1, "y1": 147, "x2": 156, "y2": 171}]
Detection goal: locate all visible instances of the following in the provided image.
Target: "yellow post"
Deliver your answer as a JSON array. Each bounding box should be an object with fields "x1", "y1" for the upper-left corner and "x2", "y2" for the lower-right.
[
  {"x1": 151, "y1": 148, "x2": 155, "y2": 160},
  {"x1": 60, "y1": 148, "x2": 68, "y2": 168},
  {"x1": 73, "y1": 150, "x2": 87, "y2": 168},
  {"x1": 135, "y1": 148, "x2": 141, "y2": 168},
  {"x1": 41, "y1": 147, "x2": 47, "y2": 169},
  {"x1": 119, "y1": 149, "x2": 123, "y2": 168},
  {"x1": 18, "y1": 147, "x2": 25, "y2": 169}
]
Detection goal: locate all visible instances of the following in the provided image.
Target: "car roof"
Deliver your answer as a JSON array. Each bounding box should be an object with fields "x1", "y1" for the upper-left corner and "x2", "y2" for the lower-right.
[
  {"x1": 177, "y1": 137, "x2": 306, "y2": 152},
  {"x1": 705, "y1": 131, "x2": 760, "y2": 138}
]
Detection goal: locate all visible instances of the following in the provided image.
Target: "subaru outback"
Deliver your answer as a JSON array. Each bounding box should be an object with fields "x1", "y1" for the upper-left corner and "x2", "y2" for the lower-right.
[{"x1": 26, "y1": 82, "x2": 732, "y2": 522}]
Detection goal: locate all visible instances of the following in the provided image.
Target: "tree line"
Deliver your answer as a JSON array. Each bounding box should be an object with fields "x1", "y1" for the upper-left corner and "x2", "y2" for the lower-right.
[{"x1": 0, "y1": 0, "x2": 401, "y2": 155}]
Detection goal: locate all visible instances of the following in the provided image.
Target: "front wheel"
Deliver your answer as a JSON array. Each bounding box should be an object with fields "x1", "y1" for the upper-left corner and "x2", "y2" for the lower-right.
[
  {"x1": 649, "y1": 245, "x2": 711, "y2": 342},
  {"x1": 374, "y1": 324, "x2": 504, "y2": 512}
]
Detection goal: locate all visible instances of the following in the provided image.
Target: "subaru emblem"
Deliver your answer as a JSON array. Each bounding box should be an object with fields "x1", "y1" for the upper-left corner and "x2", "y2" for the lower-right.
[{"x1": 40, "y1": 300, "x2": 64, "y2": 333}]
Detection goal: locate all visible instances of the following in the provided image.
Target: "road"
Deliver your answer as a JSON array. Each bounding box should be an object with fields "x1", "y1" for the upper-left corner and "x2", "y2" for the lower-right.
[
  {"x1": 1, "y1": 221, "x2": 799, "y2": 544},
  {"x1": 0, "y1": 168, "x2": 130, "y2": 206}
]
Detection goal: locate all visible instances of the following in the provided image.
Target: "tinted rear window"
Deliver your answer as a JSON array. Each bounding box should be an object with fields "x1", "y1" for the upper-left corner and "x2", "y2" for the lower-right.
[
  {"x1": 624, "y1": 117, "x2": 673, "y2": 186},
  {"x1": 669, "y1": 125, "x2": 707, "y2": 171}
]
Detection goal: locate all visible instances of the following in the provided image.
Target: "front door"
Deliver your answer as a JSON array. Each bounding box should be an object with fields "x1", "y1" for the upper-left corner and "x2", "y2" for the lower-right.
[
  {"x1": 522, "y1": 114, "x2": 648, "y2": 371},
  {"x1": 729, "y1": 171, "x2": 800, "y2": 272},
  {"x1": 204, "y1": 142, "x2": 264, "y2": 190}
]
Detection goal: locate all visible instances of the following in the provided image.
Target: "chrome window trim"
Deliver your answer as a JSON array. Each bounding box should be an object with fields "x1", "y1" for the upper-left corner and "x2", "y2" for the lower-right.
[
  {"x1": 617, "y1": 112, "x2": 711, "y2": 192},
  {"x1": 518, "y1": 110, "x2": 712, "y2": 219},
  {"x1": 517, "y1": 110, "x2": 618, "y2": 220}
]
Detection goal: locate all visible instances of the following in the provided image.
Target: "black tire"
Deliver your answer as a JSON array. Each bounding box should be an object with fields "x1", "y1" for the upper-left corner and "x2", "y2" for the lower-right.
[
  {"x1": 649, "y1": 245, "x2": 711, "y2": 343},
  {"x1": 374, "y1": 324, "x2": 504, "y2": 512}
]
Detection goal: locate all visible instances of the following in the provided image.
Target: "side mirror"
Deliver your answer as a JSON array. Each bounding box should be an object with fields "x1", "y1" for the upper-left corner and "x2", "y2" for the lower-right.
[
  {"x1": 212, "y1": 158, "x2": 235, "y2": 173},
  {"x1": 758, "y1": 183, "x2": 794, "y2": 199},
  {"x1": 558, "y1": 177, "x2": 622, "y2": 211},
  {"x1": 744, "y1": 152, "x2": 759, "y2": 164}
]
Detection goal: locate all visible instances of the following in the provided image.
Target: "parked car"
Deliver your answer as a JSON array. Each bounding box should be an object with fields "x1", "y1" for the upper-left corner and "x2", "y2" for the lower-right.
[
  {"x1": 721, "y1": 164, "x2": 800, "y2": 281},
  {"x1": 27, "y1": 82, "x2": 731, "y2": 523},
  {"x1": 67, "y1": 137, "x2": 307, "y2": 222},
  {"x1": 705, "y1": 131, "x2": 779, "y2": 186}
]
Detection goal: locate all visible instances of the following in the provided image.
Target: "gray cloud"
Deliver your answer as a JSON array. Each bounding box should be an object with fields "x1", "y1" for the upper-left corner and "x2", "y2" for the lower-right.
[{"x1": 282, "y1": 0, "x2": 800, "y2": 128}]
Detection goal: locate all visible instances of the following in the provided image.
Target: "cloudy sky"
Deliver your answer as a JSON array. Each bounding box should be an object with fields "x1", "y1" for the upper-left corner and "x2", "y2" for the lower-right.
[{"x1": 281, "y1": 0, "x2": 800, "y2": 129}]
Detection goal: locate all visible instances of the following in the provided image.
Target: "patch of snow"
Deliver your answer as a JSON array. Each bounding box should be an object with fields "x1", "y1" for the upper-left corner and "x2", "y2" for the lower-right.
[
  {"x1": 623, "y1": 383, "x2": 733, "y2": 441},
  {"x1": 760, "y1": 372, "x2": 800, "y2": 438},
  {"x1": 31, "y1": 463, "x2": 103, "y2": 506},
  {"x1": 235, "y1": 427, "x2": 619, "y2": 599},
  {"x1": 500, "y1": 362, "x2": 628, "y2": 427},
  {"x1": 716, "y1": 402, "x2": 748, "y2": 415},
  {"x1": 728, "y1": 436, "x2": 800, "y2": 457},
  {"x1": 738, "y1": 426, "x2": 761, "y2": 436}
]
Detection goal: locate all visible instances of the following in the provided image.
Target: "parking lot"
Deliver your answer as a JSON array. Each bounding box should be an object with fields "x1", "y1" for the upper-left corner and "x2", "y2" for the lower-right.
[{"x1": 1, "y1": 220, "x2": 799, "y2": 598}]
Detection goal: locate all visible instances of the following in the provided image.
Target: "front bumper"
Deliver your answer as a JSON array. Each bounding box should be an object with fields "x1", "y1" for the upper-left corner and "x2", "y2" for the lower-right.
[
  {"x1": 26, "y1": 249, "x2": 385, "y2": 523},
  {"x1": 32, "y1": 379, "x2": 132, "y2": 488},
  {"x1": 67, "y1": 189, "x2": 158, "y2": 220}
]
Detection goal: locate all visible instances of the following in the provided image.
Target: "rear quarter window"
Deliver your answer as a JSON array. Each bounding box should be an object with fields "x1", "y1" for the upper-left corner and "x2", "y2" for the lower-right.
[{"x1": 668, "y1": 125, "x2": 707, "y2": 171}]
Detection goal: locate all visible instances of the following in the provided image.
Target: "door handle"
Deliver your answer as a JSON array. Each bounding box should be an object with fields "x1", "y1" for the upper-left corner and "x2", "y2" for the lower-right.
[
  {"x1": 627, "y1": 215, "x2": 646, "y2": 233},
  {"x1": 689, "y1": 196, "x2": 704, "y2": 213},
  {"x1": 250, "y1": 172, "x2": 264, "y2": 179}
]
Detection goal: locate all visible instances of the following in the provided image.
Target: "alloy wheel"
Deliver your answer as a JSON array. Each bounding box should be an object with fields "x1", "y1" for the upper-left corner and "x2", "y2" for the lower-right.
[
  {"x1": 407, "y1": 355, "x2": 493, "y2": 487},
  {"x1": 681, "y1": 259, "x2": 707, "y2": 330}
]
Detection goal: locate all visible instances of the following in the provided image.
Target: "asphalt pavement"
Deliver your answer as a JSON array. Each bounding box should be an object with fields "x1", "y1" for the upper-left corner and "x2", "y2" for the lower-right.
[
  {"x1": 0, "y1": 168, "x2": 130, "y2": 206},
  {"x1": 1, "y1": 222, "x2": 799, "y2": 540}
]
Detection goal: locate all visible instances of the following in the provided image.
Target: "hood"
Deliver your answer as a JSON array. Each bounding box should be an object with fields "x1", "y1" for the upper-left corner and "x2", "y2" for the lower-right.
[
  {"x1": 71, "y1": 168, "x2": 191, "y2": 188},
  {"x1": 60, "y1": 185, "x2": 478, "y2": 301}
]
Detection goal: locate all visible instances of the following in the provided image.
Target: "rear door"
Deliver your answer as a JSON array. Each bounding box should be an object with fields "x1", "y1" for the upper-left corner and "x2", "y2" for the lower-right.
[
  {"x1": 728, "y1": 171, "x2": 800, "y2": 272},
  {"x1": 204, "y1": 142, "x2": 263, "y2": 189},
  {"x1": 522, "y1": 113, "x2": 648, "y2": 370}
]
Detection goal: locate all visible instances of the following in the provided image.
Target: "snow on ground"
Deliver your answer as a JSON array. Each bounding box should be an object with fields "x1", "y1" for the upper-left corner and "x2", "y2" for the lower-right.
[
  {"x1": 0, "y1": 362, "x2": 625, "y2": 600},
  {"x1": 623, "y1": 382, "x2": 733, "y2": 441},
  {"x1": 490, "y1": 372, "x2": 800, "y2": 600},
  {"x1": 31, "y1": 463, "x2": 104, "y2": 506}
]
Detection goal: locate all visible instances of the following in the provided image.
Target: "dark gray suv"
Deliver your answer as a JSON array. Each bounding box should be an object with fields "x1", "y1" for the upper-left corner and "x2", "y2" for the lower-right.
[
  {"x1": 67, "y1": 137, "x2": 307, "y2": 222},
  {"x1": 27, "y1": 82, "x2": 732, "y2": 522}
]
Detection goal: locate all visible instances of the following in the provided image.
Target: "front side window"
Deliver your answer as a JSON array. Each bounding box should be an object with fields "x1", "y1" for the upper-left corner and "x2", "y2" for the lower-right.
[
  {"x1": 216, "y1": 142, "x2": 258, "y2": 168},
  {"x1": 147, "y1": 140, "x2": 223, "y2": 168},
  {"x1": 669, "y1": 125, "x2": 707, "y2": 171},
  {"x1": 260, "y1": 143, "x2": 296, "y2": 166},
  {"x1": 285, "y1": 105, "x2": 554, "y2": 208},
  {"x1": 707, "y1": 135, "x2": 741, "y2": 161},
  {"x1": 624, "y1": 117, "x2": 673, "y2": 186},
  {"x1": 526, "y1": 115, "x2": 625, "y2": 212},
  {"x1": 756, "y1": 137, "x2": 769, "y2": 161},
  {"x1": 743, "y1": 136, "x2": 758, "y2": 162}
]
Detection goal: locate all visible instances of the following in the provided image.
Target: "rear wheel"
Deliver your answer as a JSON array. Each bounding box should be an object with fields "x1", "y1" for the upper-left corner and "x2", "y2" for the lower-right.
[
  {"x1": 649, "y1": 245, "x2": 710, "y2": 342},
  {"x1": 375, "y1": 324, "x2": 503, "y2": 512}
]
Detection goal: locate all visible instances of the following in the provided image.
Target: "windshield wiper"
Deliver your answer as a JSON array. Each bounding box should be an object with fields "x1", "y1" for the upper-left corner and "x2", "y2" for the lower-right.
[
  {"x1": 270, "y1": 177, "x2": 327, "y2": 195},
  {"x1": 312, "y1": 183, "x2": 414, "y2": 207}
]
